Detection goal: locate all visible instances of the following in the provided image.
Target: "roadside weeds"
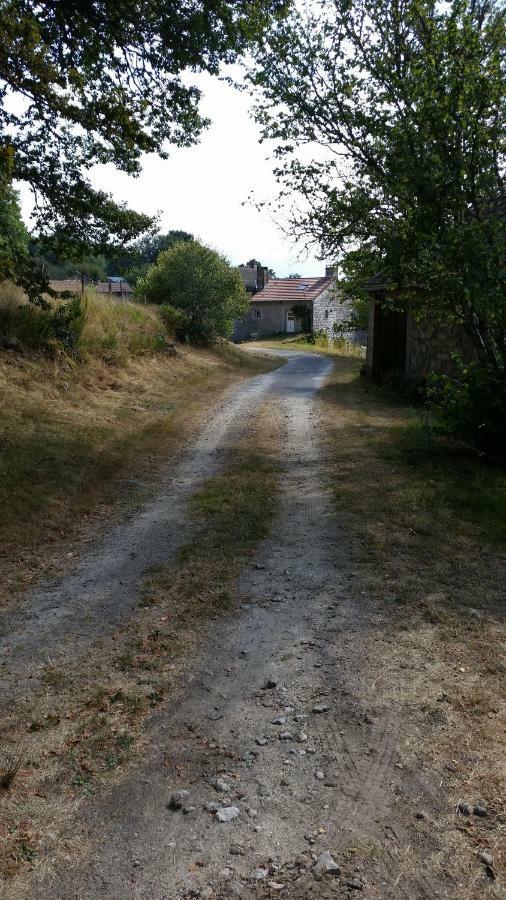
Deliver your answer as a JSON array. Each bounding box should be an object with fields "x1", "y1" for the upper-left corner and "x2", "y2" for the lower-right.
[{"x1": 319, "y1": 358, "x2": 505, "y2": 892}]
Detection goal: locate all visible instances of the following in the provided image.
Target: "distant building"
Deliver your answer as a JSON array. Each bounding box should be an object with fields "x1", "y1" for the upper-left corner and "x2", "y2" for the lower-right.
[
  {"x1": 237, "y1": 263, "x2": 270, "y2": 294},
  {"x1": 233, "y1": 268, "x2": 357, "y2": 341},
  {"x1": 49, "y1": 277, "x2": 133, "y2": 298}
]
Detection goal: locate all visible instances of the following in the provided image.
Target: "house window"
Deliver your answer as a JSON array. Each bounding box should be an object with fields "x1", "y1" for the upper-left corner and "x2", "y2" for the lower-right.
[
  {"x1": 324, "y1": 309, "x2": 329, "y2": 319},
  {"x1": 254, "y1": 309, "x2": 261, "y2": 318}
]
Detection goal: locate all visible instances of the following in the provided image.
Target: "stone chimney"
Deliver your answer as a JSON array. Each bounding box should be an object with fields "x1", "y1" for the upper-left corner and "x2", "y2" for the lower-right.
[{"x1": 257, "y1": 264, "x2": 270, "y2": 290}]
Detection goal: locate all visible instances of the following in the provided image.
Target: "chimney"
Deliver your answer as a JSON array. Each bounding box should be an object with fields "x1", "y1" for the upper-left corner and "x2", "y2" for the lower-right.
[
  {"x1": 325, "y1": 265, "x2": 338, "y2": 278},
  {"x1": 257, "y1": 264, "x2": 270, "y2": 291}
]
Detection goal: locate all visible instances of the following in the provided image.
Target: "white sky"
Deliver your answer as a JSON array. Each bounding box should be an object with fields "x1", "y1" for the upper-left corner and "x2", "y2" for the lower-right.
[{"x1": 18, "y1": 71, "x2": 326, "y2": 278}]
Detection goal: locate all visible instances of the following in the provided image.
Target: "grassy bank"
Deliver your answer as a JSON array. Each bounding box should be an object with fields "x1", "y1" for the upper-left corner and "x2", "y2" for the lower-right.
[
  {"x1": 249, "y1": 332, "x2": 366, "y2": 358},
  {"x1": 0, "y1": 291, "x2": 280, "y2": 602},
  {"x1": 319, "y1": 358, "x2": 505, "y2": 881},
  {"x1": 0, "y1": 407, "x2": 281, "y2": 884}
]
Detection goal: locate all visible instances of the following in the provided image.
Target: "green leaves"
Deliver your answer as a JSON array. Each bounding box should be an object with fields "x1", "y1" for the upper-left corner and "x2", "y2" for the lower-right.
[
  {"x1": 0, "y1": 0, "x2": 290, "y2": 295},
  {"x1": 249, "y1": 0, "x2": 506, "y2": 371},
  {"x1": 136, "y1": 240, "x2": 249, "y2": 343}
]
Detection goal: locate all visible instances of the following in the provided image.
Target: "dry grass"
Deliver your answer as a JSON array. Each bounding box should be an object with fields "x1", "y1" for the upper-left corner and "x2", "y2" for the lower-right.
[
  {"x1": 250, "y1": 333, "x2": 367, "y2": 358},
  {"x1": 319, "y1": 358, "x2": 506, "y2": 887},
  {"x1": 0, "y1": 406, "x2": 282, "y2": 886},
  {"x1": 80, "y1": 290, "x2": 167, "y2": 361},
  {"x1": 0, "y1": 339, "x2": 279, "y2": 604}
]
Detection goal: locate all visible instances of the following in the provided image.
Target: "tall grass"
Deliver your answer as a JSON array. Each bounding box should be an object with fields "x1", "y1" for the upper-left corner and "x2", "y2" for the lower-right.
[{"x1": 80, "y1": 290, "x2": 167, "y2": 362}]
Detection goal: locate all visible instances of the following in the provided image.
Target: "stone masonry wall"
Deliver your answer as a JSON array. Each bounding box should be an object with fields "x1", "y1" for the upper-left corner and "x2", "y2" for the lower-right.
[
  {"x1": 312, "y1": 288, "x2": 360, "y2": 340},
  {"x1": 407, "y1": 314, "x2": 476, "y2": 379}
]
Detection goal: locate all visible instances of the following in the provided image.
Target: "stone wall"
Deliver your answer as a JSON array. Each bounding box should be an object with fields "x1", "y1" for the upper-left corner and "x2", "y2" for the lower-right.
[
  {"x1": 407, "y1": 313, "x2": 476, "y2": 379},
  {"x1": 312, "y1": 288, "x2": 357, "y2": 340}
]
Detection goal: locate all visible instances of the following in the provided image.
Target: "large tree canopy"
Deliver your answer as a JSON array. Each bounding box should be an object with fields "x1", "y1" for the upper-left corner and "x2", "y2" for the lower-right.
[
  {"x1": 249, "y1": 0, "x2": 506, "y2": 372},
  {"x1": 0, "y1": 0, "x2": 288, "y2": 265}
]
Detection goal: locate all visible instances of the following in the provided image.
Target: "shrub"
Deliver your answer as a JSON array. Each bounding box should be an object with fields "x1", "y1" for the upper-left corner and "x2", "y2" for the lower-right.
[
  {"x1": 428, "y1": 360, "x2": 506, "y2": 457},
  {"x1": 0, "y1": 283, "x2": 85, "y2": 354},
  {"x1": 136, "y1": 240, "x2": 249, "y2": 344},
  {"x1": 159, "y1": 304, "x2": 191, "y2": 340}
]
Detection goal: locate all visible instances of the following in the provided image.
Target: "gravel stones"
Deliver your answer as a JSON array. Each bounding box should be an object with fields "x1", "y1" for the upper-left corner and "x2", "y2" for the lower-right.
[
  {"x1": 279, "y1": 731, "x2": 293, "y2": 741},
  {"x1": 215, "y1": 806, "x2": 240, "y2": 823},
  {"x1": 262, "y1": 679, "x2": 277, "y2": 690},
  {"x1": 251, "y1": 868, "x2": 268, "y2": 881},
  {"x1": 213, "y1": 779, "x2": 231, "y2": 793},
  {"x1": 312, "y1": 703, "x2": 330, "y2": 713},
  {"x1": 347, "y1": 878, "x2": 364, "y2": 890},
  {"x1": 168, "y1": 789, "x2": 190, "y2": 810},
  {"x1": 314, "y1": 851, "x2": 341, "y2": 875}
]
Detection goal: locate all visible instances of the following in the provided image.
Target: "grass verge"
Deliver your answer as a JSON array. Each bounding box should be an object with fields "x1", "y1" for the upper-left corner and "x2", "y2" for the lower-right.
[
  {"x1": 319, "y1": 358, "x2": 505, "y2": 885},
  {"x1": 0, "y1": 338, "x2": 280, "y2": 602},
  {"x1": 249, "y1": 332, "x2": 366, "y2": 358},
  {"x1": 0, "y1": 406, "x2": 281, "y2": 884}
]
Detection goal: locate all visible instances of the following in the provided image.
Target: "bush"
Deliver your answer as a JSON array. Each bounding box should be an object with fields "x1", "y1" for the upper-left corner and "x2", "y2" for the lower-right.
[
  {"x1": 0, "y1": 284, "x2": 85, "y2": 354},
  {"x1": 428, "y1": 360, "x2": 506, "y2": 457},
  {"x1": 136, "y1": 240, "x2": 249, "y2": 343},
  {"x1": 159, "y1": 304, "x2": 191, "y2": 340}
]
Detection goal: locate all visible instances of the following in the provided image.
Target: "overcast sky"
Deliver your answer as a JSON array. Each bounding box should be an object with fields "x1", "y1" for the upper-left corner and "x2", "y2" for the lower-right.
[{"x1": 18, "y1": 70, "x2": 326, "y2": 279}]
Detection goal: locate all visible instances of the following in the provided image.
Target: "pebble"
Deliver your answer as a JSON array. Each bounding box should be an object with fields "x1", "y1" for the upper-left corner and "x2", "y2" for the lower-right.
[
  {"x1": 253, "y1": 824, "x2": 263, "y2": 833},
  {"x1": 315, "y1": 770, "x2": 325, "y2": 781},
  {"x1": 473, "y1": 805, "x2": 488, "y2": 817},
  {"x1": 271, "y1": 716, "x2": 286, "y2": 725},
  {"x1": 255, "y1": 737, "x2": 268, "y2": 746},
  {"x1": 458, "y1": 802, "x2": 471, "y2": 816},
  {"x1": 230, "y1": 844, "x2": 245, "y2": 856},
  {"x1": 183, "y1": 806, "x2": 196, "y2": 815},
  {"x1": 314, "y1": 850, "x2": 341, "y2": 875},
  {"x1": 312, "y1": 703, "x2": 330, "y2": 713},
  {"x1": 215, "y1": 806, "x2": 240, "y2": 823},
  {"x1": 347, "y1": 878, "x2": 364, "y2": 890},
  {"x1": 479, "y1": 851, "x2": 493, "y2": 867},
  {"x1": 262, "y1": 679, "x2": 277, "y2": 690},
  {"x1": 252, "y1": 868, "x2": 268, "y2": 880},
  {"x1": 213, "y1": 779, "x2": 231, "y2": 793},
  {"x1": 268, "y1": 882, "x2": 284, "y2": 891},
  {"x1": 297, "y1": 732, "x2": 308, "y2": 743},
  {"x1": 168, "y1": 789, "x2": 190, "y2": 810},
  {"x1": 204, "y1": 802, "x2": 221, "y2": 812},
  {"x1": 294, "y1": 714, "x2": 306, "y2": 723},
  {"x1": 279, "y1": 731, "x2": 293, "y2": 741}
]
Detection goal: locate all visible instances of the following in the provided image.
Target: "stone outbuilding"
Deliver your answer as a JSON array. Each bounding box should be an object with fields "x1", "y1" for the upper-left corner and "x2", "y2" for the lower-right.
[
  {"x1": 233, "y1": 271, "x2": 355, "y2": 341},
  {"x1": 365, "y1": 274, "x2": 475, "y2": 381}
]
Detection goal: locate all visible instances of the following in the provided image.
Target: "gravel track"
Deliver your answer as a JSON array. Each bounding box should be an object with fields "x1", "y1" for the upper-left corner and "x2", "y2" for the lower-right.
[{"x1": 6, "y1": 352, "x2": 457, "y2": 899}]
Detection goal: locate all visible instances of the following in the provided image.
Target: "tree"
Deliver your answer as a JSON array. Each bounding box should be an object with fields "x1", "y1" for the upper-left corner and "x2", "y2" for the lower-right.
[
  {"x1": 136, "y1": 240, "x2": 249, "y2": 343},
  {"x1": 0, "y1": 0, "x2": 289, "y2": 295},
  {"x1": 111, "y1": 231, "x2": 194, "y2": 284},
  {"x1": 0, "y1": 183, "x2": 28, "y2": 276},
  {"x1": 249, "y1": 1, "x2": 506, "y2": 374}
]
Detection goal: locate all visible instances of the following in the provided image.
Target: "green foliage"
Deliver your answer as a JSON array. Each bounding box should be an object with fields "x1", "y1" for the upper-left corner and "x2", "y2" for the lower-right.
[
  {"x1": 428, "y1": 361, "x2": 506, "y2": 457},
  {"x1": 111, "y1": 231, "x2": 194, "y2": 285},
  {"x1": 158, "y1": 304, "x2": 192, "y2": 340},
  {"x1": 0, "y1": 293, "x2": 85, "y2": 354},
  {"x1": 137, "y1": 240, "x2": 249, "y2": 343},
  {"x1": 250, "y1": 1, "x2": 506, "y2": 373},
  {"x1": 0, "y1": 1, "x2": 289, "y2": 297}
]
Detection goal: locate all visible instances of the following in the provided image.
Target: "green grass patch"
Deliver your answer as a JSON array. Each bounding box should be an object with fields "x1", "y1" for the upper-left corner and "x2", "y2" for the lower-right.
[
  {"x1": 142, "y1": 435, "x2": 281, "y2": 626},
  {"x1": 250, "y1": 332, "x2": 366, "y2": 359},
  {"x1": 377, "y1": 418, "x2": 506, "y2": 543}
]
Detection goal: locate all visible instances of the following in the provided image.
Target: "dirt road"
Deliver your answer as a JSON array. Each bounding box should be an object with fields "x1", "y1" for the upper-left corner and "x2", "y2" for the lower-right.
[{"x1": 3, "y1": 351, "x2": 501, "y2": 899}]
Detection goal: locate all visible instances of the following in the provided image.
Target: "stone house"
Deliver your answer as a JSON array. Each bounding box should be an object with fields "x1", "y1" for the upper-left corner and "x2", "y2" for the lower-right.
[
  {"x1": 233, "y1": 269, "x2": 356, "y2": 341},
  {"x1": 365, "y1": 274, "x2": 475, "y2": 381}
]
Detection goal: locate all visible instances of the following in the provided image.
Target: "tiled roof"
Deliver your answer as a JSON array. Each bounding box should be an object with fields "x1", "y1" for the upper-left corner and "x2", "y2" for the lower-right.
[{"x1": 252, "y1": 277, "x2": 332, "y2": 303}]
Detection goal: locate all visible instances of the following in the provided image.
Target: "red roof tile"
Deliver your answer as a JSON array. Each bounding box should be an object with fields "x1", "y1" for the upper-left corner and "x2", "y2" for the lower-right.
[{"x1": 252, "y1": 277, "x2": 332, "y2": 302}]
